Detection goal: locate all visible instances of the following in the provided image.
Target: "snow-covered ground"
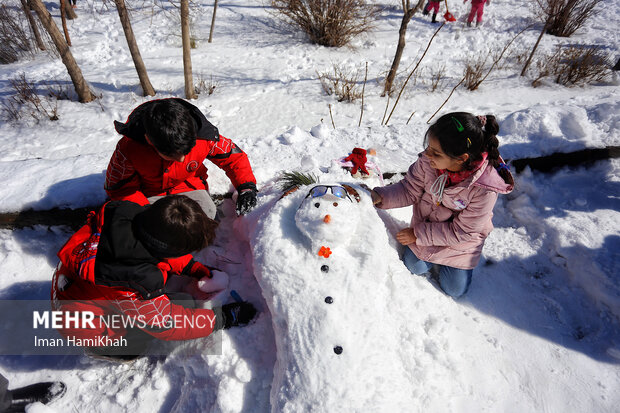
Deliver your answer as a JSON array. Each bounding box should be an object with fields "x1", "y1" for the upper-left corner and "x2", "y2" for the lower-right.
[{"x1": 0, "y1": 0, "x2": 619, "y2": 411}]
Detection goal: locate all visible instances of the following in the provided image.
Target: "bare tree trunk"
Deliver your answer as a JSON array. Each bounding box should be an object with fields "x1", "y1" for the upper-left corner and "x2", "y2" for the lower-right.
[
  {"x1": 59, "y1": 0, "x2": 71, "y2": 46},
  {"x1": 113, "y1": 0, "x2": 156, "y2": 96},
  {"x1": 61, "y1": 0, "x2": 76, "y2": 20},
  {"x1": 21, "y1": 0, "x2": 45, "y2": 50},
  {"x1": 181, "y1": 0, "x2": 197, "y2": 99},
  {"x1": 385, "y1": 22, "x2": 444, "y2": 125},
  {"x1": 383, "y1": 0, "x2": 425, "y2": 96},
  {"x1": 521, "y1": 18, "x2": 550, "y2": 77},
  {"x1": 208, "y1": 0, "x2": 218, "y2": 43},
  {"x1": 30, "y1": 0, "x2": 96, "y2": 102}
]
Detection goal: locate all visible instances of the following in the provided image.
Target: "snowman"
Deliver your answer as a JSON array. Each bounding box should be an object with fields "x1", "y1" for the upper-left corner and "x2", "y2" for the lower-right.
[{"x1": 247, "y1": 183, "x2": 414, "y2": 412}]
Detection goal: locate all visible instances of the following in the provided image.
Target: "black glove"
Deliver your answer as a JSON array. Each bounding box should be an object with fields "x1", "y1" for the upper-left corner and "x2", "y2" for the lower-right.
[
  {"x1": 236, "y1": 183, "x2": 258, "y2": 216},
  {"x1": 214, "y1": 302, "x2": 257, "y2": 330}
]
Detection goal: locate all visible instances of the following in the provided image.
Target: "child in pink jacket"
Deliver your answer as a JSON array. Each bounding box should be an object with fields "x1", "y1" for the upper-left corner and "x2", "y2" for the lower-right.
[
  {"x1": 371, "y1": 112, "x2": 513, "y2": 298},
  {"x1": 464, "y1": 0, "x2": 488, "y2": 27}
]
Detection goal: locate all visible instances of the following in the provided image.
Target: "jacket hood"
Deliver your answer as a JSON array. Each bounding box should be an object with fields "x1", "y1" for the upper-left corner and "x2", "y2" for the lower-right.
[
  {"x1": 94, "y1": 201, "x2": 167, "y2": 299},
  {"x1": 473, "y1": 157, "x2": 514, "y2": 194},
  {"x1": 113, "y1": 98, "x2": 220, "y2": 145},
  {"x1": 419, "y1": 152, "x2": 514, "y2": 195}
]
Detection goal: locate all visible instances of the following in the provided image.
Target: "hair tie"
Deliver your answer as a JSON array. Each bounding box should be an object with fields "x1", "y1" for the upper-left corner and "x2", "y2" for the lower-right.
[
  {"x1": 477, "y1": 115, "x2": 487, "y2": 127},
  {"x1": 496, "y1": 163, "x2": 510, "y2": 172}
]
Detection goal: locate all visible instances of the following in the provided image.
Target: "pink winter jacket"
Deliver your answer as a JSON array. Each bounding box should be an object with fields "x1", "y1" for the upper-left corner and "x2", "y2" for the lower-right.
[{"x1": 374, "y1": 153, "x2": 513, "y2": 270}]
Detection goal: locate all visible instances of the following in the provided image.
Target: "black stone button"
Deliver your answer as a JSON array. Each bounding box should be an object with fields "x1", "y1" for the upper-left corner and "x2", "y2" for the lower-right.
[
  {"x1": 325, "y1": 296, "x2": 333, "y2": 304},
  {"x1": 334, "y1": 346, "x2": 343, "y2": 355},
  {"x1": 321, "y1": 265, "x2": 329, "y2": 273}
]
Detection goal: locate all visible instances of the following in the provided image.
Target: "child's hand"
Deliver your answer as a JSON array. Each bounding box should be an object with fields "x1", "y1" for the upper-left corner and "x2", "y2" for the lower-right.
[
  {"x1": 396, "y1": 228, "x2": 417, "y2": 245},
  {"x1": 370, "y1": 190, "x2": 382, "y2": 205}
]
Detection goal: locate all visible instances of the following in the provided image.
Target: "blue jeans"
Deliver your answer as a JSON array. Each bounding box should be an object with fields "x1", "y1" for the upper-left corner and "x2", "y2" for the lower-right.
[{"x1": 402, "y1": 248, "x2": 473, "y2": 298}]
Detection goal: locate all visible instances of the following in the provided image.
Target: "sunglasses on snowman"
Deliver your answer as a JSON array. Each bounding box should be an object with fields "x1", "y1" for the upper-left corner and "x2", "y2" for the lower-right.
[{"x1": 305, "y1": 185, "x2": 352, "y2": 201}]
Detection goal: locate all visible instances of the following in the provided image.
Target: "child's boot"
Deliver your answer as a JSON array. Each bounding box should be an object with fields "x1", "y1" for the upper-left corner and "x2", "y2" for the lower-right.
[
  {"x1": 432, "y1": 12, "x2": 437, "y2": 23},
  {"x1": 467, "y1": 21, "x2": 471, "y2": 27},
  {"x1": 423, "y1": 7, "x2": 429, "y2": 15}
]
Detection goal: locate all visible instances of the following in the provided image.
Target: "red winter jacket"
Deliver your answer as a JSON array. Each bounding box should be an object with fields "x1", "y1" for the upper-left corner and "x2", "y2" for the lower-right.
[
  {"x1": 105, "y1": 98, "x2": 257, "y2": 205},
  {"x1": 51, "y1": 201, "x2": 218, "y2": 343}
]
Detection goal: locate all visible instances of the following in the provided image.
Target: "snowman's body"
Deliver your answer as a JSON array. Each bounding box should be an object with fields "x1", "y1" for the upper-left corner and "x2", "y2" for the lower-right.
[{"x1": 248, "y1": 184, "x2": 412, "y2": 412}]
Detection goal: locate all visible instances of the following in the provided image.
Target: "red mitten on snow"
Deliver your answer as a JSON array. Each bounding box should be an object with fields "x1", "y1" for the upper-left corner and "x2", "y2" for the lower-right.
[{"x1": 343, "y1": 148, "x2": 369, "y2": 175}]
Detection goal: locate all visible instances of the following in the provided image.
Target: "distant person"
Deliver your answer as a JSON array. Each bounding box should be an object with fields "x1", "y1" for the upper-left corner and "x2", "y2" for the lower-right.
[
  {"x1": 370, "y1": 112, "x2": 514, "y2": 298},
  {"x1": 52, "y1": 195, "x2": 257, "y2": 359},
  {"x1": 422, "y1": 0, "x2": 443, "y2": 23},
  {"x1": 106, "y1": 98, "x2": 258, "y2": 218},
  {"x1": 464, "y1": 0, "x2": 488, "y2": 27},
  {"x1": 1, "y1": 373, "x2": 66, "y2": 412}
]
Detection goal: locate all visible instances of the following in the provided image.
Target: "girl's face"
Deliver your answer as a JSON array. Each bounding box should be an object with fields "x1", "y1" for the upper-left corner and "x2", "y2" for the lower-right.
[{"x1": 424, "y1": 136, "x2": 468, "y2": 171}]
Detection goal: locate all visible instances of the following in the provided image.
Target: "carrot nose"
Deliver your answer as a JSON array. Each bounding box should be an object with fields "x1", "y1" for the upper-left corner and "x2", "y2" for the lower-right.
[{"x1": 323, "y1": 215, "x2": 331, "y2": 223}]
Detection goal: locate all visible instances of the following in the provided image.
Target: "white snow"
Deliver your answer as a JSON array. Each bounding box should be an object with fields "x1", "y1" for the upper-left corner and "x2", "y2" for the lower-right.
[{"x1": 0, "y1": 0, "x2": 619, "y2": 411}]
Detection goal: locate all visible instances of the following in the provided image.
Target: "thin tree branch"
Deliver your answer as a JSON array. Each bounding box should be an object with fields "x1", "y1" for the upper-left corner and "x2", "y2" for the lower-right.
[
  {"x1": 384, "y1": 22, "x2": 444, "y2": 125},
  {"x1": 427, "y1": 76, "x2": 464, "y2": 124}
]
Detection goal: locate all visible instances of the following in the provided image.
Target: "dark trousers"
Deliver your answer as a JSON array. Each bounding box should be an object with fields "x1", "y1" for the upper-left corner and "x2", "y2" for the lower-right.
[{"x1": 0, "y1": 374, "x2": 12, "y2": 413}]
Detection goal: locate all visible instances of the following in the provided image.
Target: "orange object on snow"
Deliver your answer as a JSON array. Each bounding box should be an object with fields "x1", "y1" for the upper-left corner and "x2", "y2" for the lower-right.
[
  {"x1": 318, "y1": 246, "x2": 332, "y2": 258},
  {"x1": 323, "y1": 215, "x2": 331, "y2": 223},
  {"x1": 444, "y1": 0, "x2": 457, "y2": 21}
]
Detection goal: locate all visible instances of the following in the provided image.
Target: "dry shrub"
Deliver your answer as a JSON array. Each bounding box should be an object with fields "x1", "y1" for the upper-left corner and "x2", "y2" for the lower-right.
[
  {"x1": 537, "y1": 0, "x2": 602, "y2": 37},
  {"x1": 271, "y1": 0, "x2": 378, "y2": 47},
  {"x1": 1, "y1": 73, "x2": 69, "y2": 122},
  {"x1": 532, "y1": 45, "x2": 610, "y2": 87},
  {"x1": 429, "y1": 64, "x2": 446, "y2": 92},
  {"x1": 0, "y1": 3, "x2": 35, "y2": 63},
  {"x1": 317, "y1": 64, "x2": 362, "y2": 102},
  {"x1": 195, "y1": 73, "x2": 219, "y2": 96},
  {"x1": 463, "y1": 52, "x2": 489, "y2": 91}
]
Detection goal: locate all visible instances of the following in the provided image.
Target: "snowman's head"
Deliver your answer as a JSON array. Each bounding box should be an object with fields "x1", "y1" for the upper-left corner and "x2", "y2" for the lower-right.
[{"x1": 295, "y1": 184, "x2": 361, "y2": 248}]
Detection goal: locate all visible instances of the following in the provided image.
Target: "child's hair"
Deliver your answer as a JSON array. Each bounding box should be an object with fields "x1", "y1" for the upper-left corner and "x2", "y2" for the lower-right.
[
  {"x1": 425, "y1": 112, "x2": 512, "y2": 183},
  {"x1": 143, "y1": 99, "x2": 196, "y2": 157},
  {"x1": 133, "y1": 195, "x2": 217, "y2": 257}
]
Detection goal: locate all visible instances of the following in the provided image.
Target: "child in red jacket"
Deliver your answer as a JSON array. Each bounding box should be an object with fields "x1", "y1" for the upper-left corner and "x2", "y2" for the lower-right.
[
  {"x1": 52, "y1": 195, "x2": 257, "y2": 359},
  {"x1": 105, "y1": 98, "x2": 258, "y2": 217}
]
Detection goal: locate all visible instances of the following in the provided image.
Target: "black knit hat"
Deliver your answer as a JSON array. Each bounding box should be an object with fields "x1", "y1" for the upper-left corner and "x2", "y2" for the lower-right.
[{"x1": 132, "y1": 196, "x2": 216, "y2": 258}]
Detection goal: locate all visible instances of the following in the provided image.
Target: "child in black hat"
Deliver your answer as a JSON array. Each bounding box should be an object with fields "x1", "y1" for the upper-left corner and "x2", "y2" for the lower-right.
[{"x1": 52, "y1": 195, "x2": 257, "y2": 358}]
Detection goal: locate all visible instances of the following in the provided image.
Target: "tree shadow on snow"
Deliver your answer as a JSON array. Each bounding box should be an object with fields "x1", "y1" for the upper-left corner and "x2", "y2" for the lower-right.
[
  {"x1": 23, "y1": 173, "x2": 106, "y2": 213},
  {"x1": 463, "y1": 234, "x2": 620, "y2": 364},
  {"x1": 462, "y1": 161, "x2": 620, "y2": 364},
  {"x1": 9, "y1": 173, "x2": 106, "y2": 266}
]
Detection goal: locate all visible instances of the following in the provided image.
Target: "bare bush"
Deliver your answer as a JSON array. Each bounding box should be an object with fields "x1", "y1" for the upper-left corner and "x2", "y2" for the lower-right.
[
  {"x1": 537, "y1": 0, "x2": 602, "y2": 37},
  {"x1": 1, "y1": 73, "x2": 65, "y2": 122},
  {"x1": 532, "y1": 45, "x2": 610, "y2": 87},
  {"x1": 0, "y1": 3, "x2": 36, "y2": 63},
  {"x1": 429, "y1": 64, "x2": 446, "y2": 92},
  {"x1": 389, "y1": 67, "x2": 421, "y2": 98},
  {"x1": 271, "y1": 0, "x2": 378, "y2": 47},
  {"x1": 317, "y1": 64, "x2": 362, "y2": 102},
  {"x1": 463, "y1": 53, "x2": 488, "y2": 91},
  {"x1": 464, "y1": 27, "x2": 527, "y2": 91},
  {"x1": 195, "y1": 73, "x2": 219, "y2": 96}
]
